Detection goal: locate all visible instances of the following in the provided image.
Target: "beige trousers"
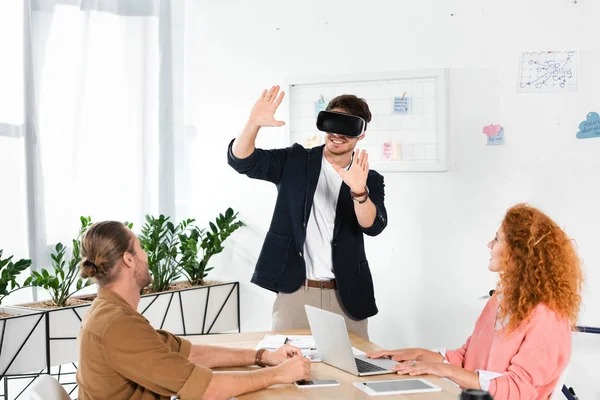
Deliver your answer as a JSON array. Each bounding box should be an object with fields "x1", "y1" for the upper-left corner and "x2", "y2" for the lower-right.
[{"x1": 271, "y1": 286, "x2": 369, "y2": 340}]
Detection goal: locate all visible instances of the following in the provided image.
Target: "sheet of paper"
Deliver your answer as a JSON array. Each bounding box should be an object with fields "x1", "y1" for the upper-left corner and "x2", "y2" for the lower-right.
[
  {"x1": 393, "y1": 96, "x2": 410, "y2": 114},
  {"x1": 518, "y1": 51, "x2": 578, "y2": 93},
  {"x1": 256, "y1": 334, "x2": 288, "y2": 349},
  {"x1": 487, "y1": 128, "x2": 504, "y2": 146},
  {"x1": 305, "y1": 135, "x2": 321, "y2": 148},
  {"x1": 383, "y1": 140, "x2": 399, "y2": 160},
  {"x1": 315, "y1": 97, "x2": 328, "y2": 117},
  {"x1": 285, "y1": 335, "x2": 316, "y2": 349},
  {"x1": 482, "y1": 125, "x2": 502, "y2": 137},
  {"x1": 256, "y1": 335, "x2": 365, "y2": 363},
  {"x1": 301, "y1": 347, "x2": 364, "y2": 363},
  {"x1": 576, "y1": 112, "x2": 600, "y2": 139},
  {"x1": 256, "y1": 335, "x2": 315, "y2": 350}
]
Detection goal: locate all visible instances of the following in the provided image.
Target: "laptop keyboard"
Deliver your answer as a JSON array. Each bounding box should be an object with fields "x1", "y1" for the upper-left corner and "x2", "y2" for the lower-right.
[{"x1": 355, "y1": 358, "x2": 387, "y2": 373}]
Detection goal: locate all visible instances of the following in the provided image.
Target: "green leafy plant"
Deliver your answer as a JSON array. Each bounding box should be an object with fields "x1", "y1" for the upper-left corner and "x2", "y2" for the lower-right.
[
  {"x1": 0, "y1": 250, "x2": 32, "y2": 306},
  {"x1": 140, "y1": 215, "x2": 195, "y2": 293},
  {"x1": 26, "y1": 216, "x2": 94, "y2": 307},
  {"x1": 179, "y1": 208, "x2": 244, "y2": 286},
  {"x1": 140, "y1": 209, "x2": 244, "y2": 291}
]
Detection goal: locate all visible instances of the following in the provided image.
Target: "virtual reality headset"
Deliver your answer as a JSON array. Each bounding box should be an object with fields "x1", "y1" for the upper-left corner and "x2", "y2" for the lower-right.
[{"x1": 316, "y1": 110, "x2": 366, "y2": 138}]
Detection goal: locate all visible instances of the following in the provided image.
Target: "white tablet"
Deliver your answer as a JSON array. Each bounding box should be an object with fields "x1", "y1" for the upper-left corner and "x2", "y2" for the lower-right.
[{"x1": 353, "y1": 378, "x2": 442, "y2": 396}]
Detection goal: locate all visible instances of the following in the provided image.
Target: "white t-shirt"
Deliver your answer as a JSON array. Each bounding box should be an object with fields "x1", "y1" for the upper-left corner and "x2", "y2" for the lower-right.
[{"x1": 303, "y1": 153, "x2": 349, "y2": 280}]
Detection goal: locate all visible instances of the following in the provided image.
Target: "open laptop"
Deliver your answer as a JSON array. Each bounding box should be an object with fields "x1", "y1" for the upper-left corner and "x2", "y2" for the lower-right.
[{"x1": 305, "y1": 305, "x2": 398, "y2": 376}]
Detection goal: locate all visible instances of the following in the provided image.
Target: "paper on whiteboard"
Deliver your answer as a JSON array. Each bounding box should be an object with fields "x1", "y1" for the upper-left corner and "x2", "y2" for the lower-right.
[
  {"x1": 518, "y1": 51, "x2": 578, "y2": 93},
  {"x1": 393, "y1": 96, "x2": 410, "y2": 114},
  {"x1": 487, "y1": 128, "x2": 504, "y2": 145},
  {"x1": 482, "y1": 125, "x2": 502, "y2": 137},
  {"x1": 576, "y1": 112, "x2": 600, "y2": 139},
  {"x1": 315, "y1": 96, "x2": 328, "y2": 117}
]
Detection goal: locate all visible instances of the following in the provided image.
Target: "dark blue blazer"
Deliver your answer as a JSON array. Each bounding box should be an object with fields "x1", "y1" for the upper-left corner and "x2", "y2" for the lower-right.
[{"x1": 227, "y1": 140, "x2": 387, "y2": 320}]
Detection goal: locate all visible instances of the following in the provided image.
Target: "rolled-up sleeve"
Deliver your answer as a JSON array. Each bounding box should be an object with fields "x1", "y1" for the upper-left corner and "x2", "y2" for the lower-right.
[
  {"x1": 104, "y1": 316, "x2": 213, "y2": 399},
  {"x1": 477, "y1": 370, "x2": 503, "y2": 391}
]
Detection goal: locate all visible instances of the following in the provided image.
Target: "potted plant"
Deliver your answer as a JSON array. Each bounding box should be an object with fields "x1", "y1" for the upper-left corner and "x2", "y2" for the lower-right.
[
  {"x1": 179, "y1": 207, "x2": 245, "y2": 287},
  {"x1": 139, "y1": 215, "x2": 193, "y2": 293},
  {"x1": 0, "y1": 250, "x2": 48, "y2": 386},
  {"x1": 18, "y1": 216, "x2": 95, "y2": 310},
  {"x1": 0, "y1": 249, "x2": 33, "y2": 317},
  {"x1": 137, "y1": 208, "x2": 243, "y2": 336}
]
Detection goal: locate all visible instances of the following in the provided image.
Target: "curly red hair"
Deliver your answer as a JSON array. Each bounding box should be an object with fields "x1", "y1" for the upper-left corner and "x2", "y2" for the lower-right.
[{"x1": 497, "y1": 203, "x2": 583, "y2": 333}]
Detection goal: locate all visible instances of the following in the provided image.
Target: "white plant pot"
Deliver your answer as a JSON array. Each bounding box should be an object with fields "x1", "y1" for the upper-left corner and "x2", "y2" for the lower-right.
[{"x1": 0, "y1": 307, "x2": 48, "y2": 377}]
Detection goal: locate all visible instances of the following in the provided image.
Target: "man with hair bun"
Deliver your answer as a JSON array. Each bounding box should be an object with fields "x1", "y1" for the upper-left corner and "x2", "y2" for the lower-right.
[{"x1": 76, "y1": 221, "x2": 310, "y2": 400}]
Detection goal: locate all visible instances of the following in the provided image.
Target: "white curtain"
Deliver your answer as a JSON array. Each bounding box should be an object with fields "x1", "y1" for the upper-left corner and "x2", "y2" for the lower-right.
[
  {"x1": 0, "y1": 1, "x2": 30, "y2": 305},
  {"x1": 33, "y1": 2, "x2": 160, "y2": 245},
  {"x1": 0, "y1": 0, "x2": 185, "y2": 303}
]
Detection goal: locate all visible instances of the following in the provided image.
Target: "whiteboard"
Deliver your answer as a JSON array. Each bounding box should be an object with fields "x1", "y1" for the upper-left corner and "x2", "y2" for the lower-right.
[{"x1": 285, "y1": 69, "x2": 450, "y2": 172}]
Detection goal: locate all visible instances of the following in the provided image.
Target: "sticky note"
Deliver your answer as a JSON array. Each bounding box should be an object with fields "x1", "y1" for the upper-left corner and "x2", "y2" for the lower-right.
[
  {"x1": 487, "y1": 128, "x2": 504, "y2": 145},
  {"x1": 576, "y1": 112, "x2": 600, "y2": 139},
  {"x1": 393, "y1": 97, "x2": 410, "y2": 114},
  {"x1": 482, "y1": 125, "x2": 502, "y2": 137},
  {"x1": 383, "y1": 141, "x2": 399, "y2": 160},
  {"x1": 315, "y1": 98, "x2": 328, "y2": 117}
]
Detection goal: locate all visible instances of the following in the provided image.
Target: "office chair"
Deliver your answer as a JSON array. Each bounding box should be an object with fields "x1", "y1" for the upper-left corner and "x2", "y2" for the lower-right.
[{"x1": 21, "y1": 374, "x2": 71, "y2": 400}]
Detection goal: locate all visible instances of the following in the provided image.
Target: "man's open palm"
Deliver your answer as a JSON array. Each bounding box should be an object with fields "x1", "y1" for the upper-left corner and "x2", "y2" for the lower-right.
[
  {"x1": 332, "y1": 149, "x2": 369, "y2": 193},
  {"x1": 249, "y1": 85, "x2": 286, "y2": 127}
]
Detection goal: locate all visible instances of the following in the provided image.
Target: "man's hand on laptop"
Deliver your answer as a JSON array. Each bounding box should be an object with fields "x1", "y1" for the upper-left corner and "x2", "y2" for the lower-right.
[
  {"x1": 273, "y1": 355, "x2": 311, "y2": 384},
  {"x1": 263, "y1": 344, "x2": 303, "y2": 366},
  {"x1": 366, "y1": 348, "x2": 444, "y2": 363}
]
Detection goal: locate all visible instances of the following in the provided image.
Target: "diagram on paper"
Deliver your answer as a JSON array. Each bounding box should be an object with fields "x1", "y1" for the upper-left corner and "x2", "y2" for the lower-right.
[{"x1": 518, "y1": 51, "x2": 578, "y2": 93}]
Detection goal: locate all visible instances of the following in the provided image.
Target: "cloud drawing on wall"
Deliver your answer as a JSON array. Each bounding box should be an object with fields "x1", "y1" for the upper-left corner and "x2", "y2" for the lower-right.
[{"x1": 576, "y1": 112, "x2": 600, "y2": 139}]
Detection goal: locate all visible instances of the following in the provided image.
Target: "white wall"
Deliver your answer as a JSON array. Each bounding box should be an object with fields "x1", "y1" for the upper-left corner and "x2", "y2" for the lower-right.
[{"x1": 184, "y1": 1, "x2": 600, "y2": 398}]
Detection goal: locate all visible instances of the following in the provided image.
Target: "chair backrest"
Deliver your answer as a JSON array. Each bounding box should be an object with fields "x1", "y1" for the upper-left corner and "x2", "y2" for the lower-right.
[
  {"x1": 22, "y1": 375, "x2": 71, "y2": 400},
  {"x1": 549, "y1": 360, "x2": 571, "y2": 400}
]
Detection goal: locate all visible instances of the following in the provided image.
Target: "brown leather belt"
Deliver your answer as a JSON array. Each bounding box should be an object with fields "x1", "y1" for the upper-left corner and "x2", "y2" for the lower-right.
[{"x1": 303, "y1": 279, "x2": 337, "y2": 290}]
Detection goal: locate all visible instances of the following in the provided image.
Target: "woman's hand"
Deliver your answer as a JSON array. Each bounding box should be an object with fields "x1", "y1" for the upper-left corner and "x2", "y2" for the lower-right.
[
  {"x1": 366, "y1": 348, "x2": 444, "y2": 363},
  {"x1": 392, "y1": 360, "x2": 448, "y2": 377},
  {"x1": 394, "y1": 361, "x2": 482, "y2": 390}
]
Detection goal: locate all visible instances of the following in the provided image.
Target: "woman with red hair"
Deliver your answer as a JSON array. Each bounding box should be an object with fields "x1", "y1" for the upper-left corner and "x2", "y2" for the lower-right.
[{"x1": 367, "y1": 203, "x2": 584, "y2": 400}]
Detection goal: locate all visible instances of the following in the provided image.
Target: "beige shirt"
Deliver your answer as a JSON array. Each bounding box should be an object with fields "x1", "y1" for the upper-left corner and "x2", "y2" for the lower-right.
[{"x1": 76, "y1": 288, "x2": 212, "y2": 399}]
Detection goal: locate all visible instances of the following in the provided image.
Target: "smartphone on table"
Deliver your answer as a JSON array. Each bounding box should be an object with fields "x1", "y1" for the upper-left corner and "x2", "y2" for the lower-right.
[{"x1": 294, "y1": 380, "x2": 340, "y2": 388}]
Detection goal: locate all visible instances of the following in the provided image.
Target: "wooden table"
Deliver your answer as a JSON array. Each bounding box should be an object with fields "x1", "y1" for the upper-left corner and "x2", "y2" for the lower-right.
[{"x1": 188, "y1": 330, "x2": 461, "y2": 400}]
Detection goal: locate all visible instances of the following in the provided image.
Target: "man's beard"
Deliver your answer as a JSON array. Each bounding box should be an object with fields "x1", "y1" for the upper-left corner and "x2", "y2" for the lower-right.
[{"x1": 134, "y1": 261, "x2": 152, "y2": 289}]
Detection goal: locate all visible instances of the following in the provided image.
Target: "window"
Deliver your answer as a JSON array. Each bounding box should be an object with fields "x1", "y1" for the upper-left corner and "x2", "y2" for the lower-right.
[
  {"x1": 0, "y1": 1, "x2": 183, "y2": 305},
  {"x1": 34, "y1": 6, "x2": 159, "y2": 244}
]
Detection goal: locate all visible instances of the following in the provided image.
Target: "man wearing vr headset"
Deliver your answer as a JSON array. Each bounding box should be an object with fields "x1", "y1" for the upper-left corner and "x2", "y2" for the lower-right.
[{"x1": 227, "y1": 86, "x2": 387, "y2": 339}]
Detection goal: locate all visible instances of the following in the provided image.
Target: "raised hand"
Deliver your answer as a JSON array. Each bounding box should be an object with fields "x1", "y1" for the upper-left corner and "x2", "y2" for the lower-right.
[
  {"x1": 248, "y1": 85, "x2": 286, "y2": 128},
  {"x1": 332, "y1": 149, "x2": 369, "y2": 194}
]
